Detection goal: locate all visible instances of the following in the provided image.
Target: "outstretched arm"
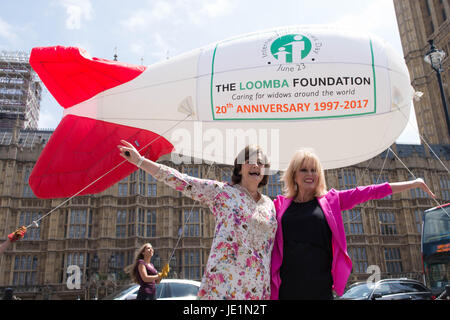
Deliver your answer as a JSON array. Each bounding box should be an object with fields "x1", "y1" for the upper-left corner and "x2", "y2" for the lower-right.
[
  {"x1": 0, "y1": 226, "x2": 27, "y2": 255},
  {"x1": 389, "y1": 178, "x2": 436, "y2": 198},
  {"x1": 0, "y1": 239, "x2": 11, "y2": 255},
  {"x1": 118, "y1": 140, "x2": 223, "y2": 207},
  {"x1": 338, "y1": 178, "x2": 435, "y2": 211}
]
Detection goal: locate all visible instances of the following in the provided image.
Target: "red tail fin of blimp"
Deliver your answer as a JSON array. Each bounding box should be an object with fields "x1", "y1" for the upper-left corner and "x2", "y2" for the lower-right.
[
  {"x1": 30, "y1": 46, "x2": 146, "y2": 108},
  {"x1": 29, "y1": 46, "x2": 174, "y2": 198}
]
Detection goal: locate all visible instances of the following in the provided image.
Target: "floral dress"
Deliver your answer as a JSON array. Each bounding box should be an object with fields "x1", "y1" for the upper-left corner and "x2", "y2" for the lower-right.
[{"x1": 154, "y1": 164, "x2": 277, "y2": 300}]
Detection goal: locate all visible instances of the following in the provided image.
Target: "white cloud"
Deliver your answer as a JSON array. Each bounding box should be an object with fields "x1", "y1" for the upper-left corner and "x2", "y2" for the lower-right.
[
  {"x1": 199, "y1": 0, "x2": 234, "y2": 19},
  {"x1": 129, "y1": 33, "x2": 171, "y2": 64},
  {"x1": 329, "y1": 0, "x2": 396, "y2": 34},
  {"x1": 60, "y1": 0, "x2": 93, "y2": 30},
  {"x1": 121, "y1": 10, "x2": 152, "y2": 30},
  {"x1": 150, "y1": 33, "x2": 172, "y2": 60},
  {"x1": 0, "y1": 17, "x2": 18, "y2": 42},
  {"x1": 121, "y1": 0, "x2": 237, "y2": 30}
]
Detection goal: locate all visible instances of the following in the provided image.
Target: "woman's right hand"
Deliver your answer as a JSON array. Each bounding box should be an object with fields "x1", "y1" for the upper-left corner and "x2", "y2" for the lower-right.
[{"x1": 118, "y1": 140, "x2": 142, "y2": 166}]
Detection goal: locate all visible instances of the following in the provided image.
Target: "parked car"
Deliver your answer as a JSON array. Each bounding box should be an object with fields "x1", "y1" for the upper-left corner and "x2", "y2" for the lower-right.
[
  {"x1": 339, "y1": 278, "x2": 433, "y2": 300},
  {"x1": 103, "y1": 279, "x2": 201, "y2": 300}
]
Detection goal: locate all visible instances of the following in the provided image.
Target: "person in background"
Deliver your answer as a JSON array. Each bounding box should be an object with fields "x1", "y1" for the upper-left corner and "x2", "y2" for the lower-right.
[
  {"x1": 271, "y1": 149, "x2": 436, "y2": 300},
  {"x1": 0, "y1": 226, "x2": 27, "y2": 255},
  {"x1": 2, "y1": 288, "x2": 20, "y2": 300},
  {"x1": 128, "y1": 243, "x2": 169, "y2": 300}
]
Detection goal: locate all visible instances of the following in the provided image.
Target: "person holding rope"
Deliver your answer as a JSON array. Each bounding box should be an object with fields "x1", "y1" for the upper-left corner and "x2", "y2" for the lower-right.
[
  {"x1": 0, "y1": 226, "x2": 27, "y2": 255},
  {"x1": 126, "y1": 243, "x2": 169, "y2": 300},
  {"x1": 118, "y1": 141, "x2": 277, "y2": 300},
  {"x1": 270, "y1": 149, "x2": 436, "y2": 300}
]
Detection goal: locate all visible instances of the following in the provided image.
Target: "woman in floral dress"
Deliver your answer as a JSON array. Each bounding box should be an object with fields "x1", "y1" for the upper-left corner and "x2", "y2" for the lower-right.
[{"x1": 118, "y1": 141, "x2": 277, "y2": 300}]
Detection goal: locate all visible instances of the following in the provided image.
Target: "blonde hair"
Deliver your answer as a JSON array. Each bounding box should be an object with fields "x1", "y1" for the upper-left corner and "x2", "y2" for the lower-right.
[
  {"x1": 124, "y1": 243, "x2": 153, "y2": 284},
  {"x1": 282, "y1": 149, "x2": 327, "y2": 198}
]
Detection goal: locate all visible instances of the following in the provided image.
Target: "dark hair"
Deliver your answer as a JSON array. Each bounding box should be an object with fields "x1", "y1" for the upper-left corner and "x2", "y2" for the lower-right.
[{"x1": 231, "y1": 145, "x2": 270, "y2": 188}]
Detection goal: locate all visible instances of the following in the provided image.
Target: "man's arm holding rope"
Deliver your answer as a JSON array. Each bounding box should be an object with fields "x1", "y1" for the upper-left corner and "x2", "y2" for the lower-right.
[{"x1": 0, "y1": 226, "x2": 27, "y2": 255}]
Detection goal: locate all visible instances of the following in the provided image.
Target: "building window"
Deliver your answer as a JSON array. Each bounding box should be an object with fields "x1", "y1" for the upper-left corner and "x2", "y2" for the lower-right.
[
  {"x1": 338, "y1": 169, "x2": 357, "y2": 188},
  {"x1": 183, "y1": 166, "x2": 200, "y2": 178},
  {"x1": 384, "y1": 248, "x2": 403, "y2": 274},
  {"x1": 183, "y1": 250, "x2": 201, "y2": 280},
  {"x1": 118, "y1": 176, "x2": 128, "y2": 196},
  {"x1": 66, "y1": 252, "x2": 86, "y2": 283},
  {"x1": 67, "y1": 209, "x2": 91, "y2": 239},
  {"x1": 116, "y1": 210, "x2": 127, "y2": 238},
  {"x1": 373, "y1": 173, "x2": 392, "y2": 199},
  {"x1": 410, "y1": 172, "x2": 428, "y2": 198},
  {"x1": 13, "y1": 255, "x2": 38, "y2": 286},
  {"x1": 343, "y1": 208, "x2": 364, "y2": 235},
  {"x1": 410, "y1": 187, "x2": 429, "y2": 199},
  {"x1": 183, "y1": 209, "x2": 200, "y2": 237},
  {"x1": 414, "y1": 209, "x2": 423, "y2": 234},
  {"x1": 348, "y1": 247, "x2": 368, "y2": 273},
  {"x1": 128, "y1": 209, "x2": 136, "y2": 236},
  {"x1": 221, "y1": 167, "x2": 232, "y2": 183},
  {"x1": 378, "y1": 212, "x2": 397, "y2": 235},
  {"x1": 147, "y1": 174, "x2": 157, "y2": 197},
  {"x1": 22, "y1": 168, "x2": 35, "y2": 198},
  {"x1": 439, "y1": 176, "x2": 450, "y2": 201},
  {"x1": 264, "y1": 172, "x2": 282, "y2": 198},
  {"x1": 114, "y1": 252, "x2": 126, "y2": 272},
  {"x1": 138, "y1": 208, "x2": 145, "y2": 237},
  {"x1": 138, "y1": 169, "x2": 146, "y2": 196},
  {"x1": 19, "y1": 212, "x2": 41, "y2": 240},
  {"x1": 146, "y1": 209, "x2": 157, "y2": 237}
]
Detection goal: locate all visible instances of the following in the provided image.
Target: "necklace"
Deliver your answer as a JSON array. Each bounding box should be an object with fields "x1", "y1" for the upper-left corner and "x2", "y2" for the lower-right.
[{"x1": 236, "y1": 184, "x2": 261, "y2": 202}]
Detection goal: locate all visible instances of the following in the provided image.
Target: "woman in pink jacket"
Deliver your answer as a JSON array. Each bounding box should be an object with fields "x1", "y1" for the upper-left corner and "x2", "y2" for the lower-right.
[{"x1": 270, "y1": 149, "x2": 436, "y2": 300}]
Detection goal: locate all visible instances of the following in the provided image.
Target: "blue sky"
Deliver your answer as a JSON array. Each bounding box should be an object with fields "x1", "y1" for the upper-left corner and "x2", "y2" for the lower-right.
[{"x1": 0, "y1": 0, "x2": 420, "y2": 143}]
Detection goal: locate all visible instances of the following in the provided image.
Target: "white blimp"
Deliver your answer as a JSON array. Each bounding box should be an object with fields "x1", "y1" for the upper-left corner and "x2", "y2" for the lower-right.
[{"x1": 29, "y1": 25, "x2": 413, "y2": 198}]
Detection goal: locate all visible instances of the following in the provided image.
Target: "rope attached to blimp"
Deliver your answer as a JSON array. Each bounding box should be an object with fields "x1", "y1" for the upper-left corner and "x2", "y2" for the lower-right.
[{"x1": 7, "y1": 105, "x2": 193, "y2": 269}]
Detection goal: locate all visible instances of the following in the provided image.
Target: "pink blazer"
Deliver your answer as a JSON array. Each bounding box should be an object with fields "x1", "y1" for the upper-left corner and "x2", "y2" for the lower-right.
[{"x1": 270, "y1": 183, "x2": 393, "y2": 299}]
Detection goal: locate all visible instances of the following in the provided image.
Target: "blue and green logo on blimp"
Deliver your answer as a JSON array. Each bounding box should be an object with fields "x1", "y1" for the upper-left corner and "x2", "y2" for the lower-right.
[{"x1": 270, "y1": 34, "x2": 312, "y2": 63}]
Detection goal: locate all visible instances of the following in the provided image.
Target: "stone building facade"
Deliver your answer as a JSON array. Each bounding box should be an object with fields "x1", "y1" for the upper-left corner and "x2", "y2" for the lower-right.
[
  {"x1": 0, "y1": 0, "x2": 449, "y2": 299},
  {"x1": 0, "y1": 128, "x2": 448, "y2": 299},
  {"x1": 393, "y1": 0, "x2": 449, "y2": 144}
]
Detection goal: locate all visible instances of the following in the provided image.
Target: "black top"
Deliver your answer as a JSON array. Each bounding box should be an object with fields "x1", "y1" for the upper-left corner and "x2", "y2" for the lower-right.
[{"x1": 279, "y1": 198, "x2": 333, "y2": 300}]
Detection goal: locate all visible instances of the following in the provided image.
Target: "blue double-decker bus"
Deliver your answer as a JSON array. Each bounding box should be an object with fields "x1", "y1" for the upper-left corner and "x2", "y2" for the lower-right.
[{"x1": 421, "y1": 203, "x2": 450, "y2": 296}]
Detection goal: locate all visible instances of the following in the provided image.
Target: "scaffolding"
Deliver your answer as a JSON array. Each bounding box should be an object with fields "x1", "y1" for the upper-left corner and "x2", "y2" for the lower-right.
[
  {"x1": 0, "y1": 128, "x2": 52, "y2": 148},
  {"x1": 0, "y1": 50, "x2": 42, "y2": 130}
]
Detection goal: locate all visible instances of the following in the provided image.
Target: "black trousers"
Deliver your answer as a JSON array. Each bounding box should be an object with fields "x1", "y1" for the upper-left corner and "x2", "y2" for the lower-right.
[{"x1": 136, "y1": 291, "x2": 156, "y2": 300}]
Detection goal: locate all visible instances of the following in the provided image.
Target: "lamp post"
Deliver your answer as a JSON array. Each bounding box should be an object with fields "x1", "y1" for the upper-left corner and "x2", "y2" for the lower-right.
[
  {"x1": 91, "y1": 254, "x2": 99, "y2": 274},
  {"x1": 108, "y1": 254, "x2": 117, "y2": 279},
  {"x1": 170, "y1": 255, "x2": 177, "y2": 278},
  {"x1": 152, "y1": 254, "x2": 161, "y2": 270},
  {"x1": 87, "y1": 254, "x2": 99, "y2": 300},
  {"x1": 424, "y1": 39, "x2": 449, "y2": 138}
]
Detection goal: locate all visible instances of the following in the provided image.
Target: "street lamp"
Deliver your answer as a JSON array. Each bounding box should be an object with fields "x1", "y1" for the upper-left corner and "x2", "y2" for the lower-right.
[
  {"x1": 91, "y1": 254, "x2": 99, "y2": 273},
  {"x1": 152, "y1": 254, "x2": 161, "y2": 269},
  {"x1": 108, "y1": 255, "x2": 116, "y2": 274},
  {"x1": 87, "y1": 254, "x2": 99, "y2": 300},
  {"x1": 170, "y1": 255, "x2": 177, "y2": 278},
  {"x1": 424, "y1": 39, "x2": 449, "y2": 138}
]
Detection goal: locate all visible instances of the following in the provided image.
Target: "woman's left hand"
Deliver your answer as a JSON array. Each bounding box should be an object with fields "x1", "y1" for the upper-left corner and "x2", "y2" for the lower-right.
[{"x1": 415, "y1": 178, "x2": 436, "y2": 198}]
